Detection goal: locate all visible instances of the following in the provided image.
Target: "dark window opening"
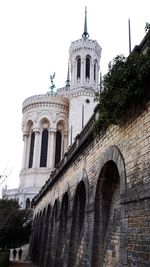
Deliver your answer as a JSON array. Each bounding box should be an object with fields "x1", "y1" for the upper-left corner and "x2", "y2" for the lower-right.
[
  {"x1": 77, "y1": 57, "x2": 81, "y2": 79},
  {"x1": 26, "y1": 198, "x2": 30, "y2": 209},
  {"x1": 28, "y1": 132, "x2": 35, "y2": 168},
  {"x1": 86, "y1": 57, "x2": 90, "y2": 79},
  {"x1": 55, "y1": 130, "x2": 62, "y2": 167},
  {"x1": 94, "y1": 62, "x2": 96, "y2": 81},
  {"x1": 40, "y1": 129, "x2": 48, "y2": 167}
]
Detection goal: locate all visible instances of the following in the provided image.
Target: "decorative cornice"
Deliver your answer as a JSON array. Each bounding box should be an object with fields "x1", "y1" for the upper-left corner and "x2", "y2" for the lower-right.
[
  {"x1": 22, "y1": 94, "x2": 69, "y2": 113},
  {"x1": 69, "y1": 38, "x2": 102, "y2": 57},
  {"x1": 69, "y1": 88, "x2": 98, "y2": 98}
]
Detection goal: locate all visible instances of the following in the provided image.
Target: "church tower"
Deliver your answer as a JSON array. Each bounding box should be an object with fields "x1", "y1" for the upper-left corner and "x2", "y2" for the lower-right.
[
  {"x1": 68, "y1": 7, "x2": 102, "y2": 143},
  {"x1": 3, "y1": 7, "x2": 102, "y2": 209}
]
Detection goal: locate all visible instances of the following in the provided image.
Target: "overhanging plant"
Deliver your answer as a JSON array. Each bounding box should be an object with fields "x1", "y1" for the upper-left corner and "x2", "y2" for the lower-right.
[{"x1": 95, "y1": 25, "x2": 150, "y2": 133}]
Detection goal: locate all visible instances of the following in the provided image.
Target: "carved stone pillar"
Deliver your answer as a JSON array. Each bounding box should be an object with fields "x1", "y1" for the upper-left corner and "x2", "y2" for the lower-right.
[
  {"x1": 22, "y1": 131, "x2": 29, "y2": 169},
  {"x1": 91, "y1": 61, "x2": 94, "y2": 84},
  {"x1": 63, "y1": 131, "x2": 68, "y2": 154},
  {"x1": 49, "y1": 129, "x2": 56, "y2": 169},
  {"x1": 81, "y1": 58, "x2": 84, "y2": 84}
]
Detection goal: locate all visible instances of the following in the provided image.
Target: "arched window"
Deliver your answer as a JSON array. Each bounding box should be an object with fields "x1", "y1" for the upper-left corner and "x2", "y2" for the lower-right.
[
  {"x1": 28, "y1": 132, "x2": 35, "y2": 168},
  {"x1": 55, "y1": 130, "x2": 62, "y2": 167},
  {"x1": 26, "y1": 198, "x2": 30, "y2": 209},
  {"x1": 85, "y1": 56, "x2": 90, "y2": 79},
  {"x1": 77, "y1": 57, "x2": 81, "y2": 79},
  {"x1": 94, "y1": 60, "x2": 97, "y2": 81},
  {"x1": 40, "y1": 129, "x2": 48, "y2": 167}
]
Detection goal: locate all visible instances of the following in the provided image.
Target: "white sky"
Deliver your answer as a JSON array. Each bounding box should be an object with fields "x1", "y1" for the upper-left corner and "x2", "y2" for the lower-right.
[{"x1": 0, "y1": 0, "x2": 149, "y2": 193}]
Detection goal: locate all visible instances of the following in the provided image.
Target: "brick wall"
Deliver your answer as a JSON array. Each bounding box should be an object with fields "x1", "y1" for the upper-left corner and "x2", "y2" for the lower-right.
[{"x1": 30, "y1": 103, "x2": 150, "y2": 266}]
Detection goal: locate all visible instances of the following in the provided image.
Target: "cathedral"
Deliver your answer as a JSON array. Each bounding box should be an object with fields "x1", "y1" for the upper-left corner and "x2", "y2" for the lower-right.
[
  {"x1": 3, "y1": 8, "x2": 150, "y2": 267},
  {"x1": 3, "y1": 8, "x2": 101, "y2": 209}
]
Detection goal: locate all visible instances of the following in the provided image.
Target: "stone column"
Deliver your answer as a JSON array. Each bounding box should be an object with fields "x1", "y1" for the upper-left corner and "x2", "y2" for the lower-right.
[
  {"x1": 81, "y1": 59, "x2": 84, "y2": 84},
  {"x1": 22, "y1": 131, "x2": 29, "y2": 170},
  {"x1": 73, "y1": 60, "x2": 76, "y2": 85},
  {"x1": 91, "y1": 60, "x2": 94, "y2": 85},
  {"x1": 97, "y1": 64, "x2": 100, "y2": 87},
  {"x1": 63, "y1": 131, "x2": 68, "y2": 154},
  {"x1": 32, "y1": 128, "x2": 40, "y2": 168},
  {"x1": 49, "y1": 129, "x2": 56, "y2": 169}
]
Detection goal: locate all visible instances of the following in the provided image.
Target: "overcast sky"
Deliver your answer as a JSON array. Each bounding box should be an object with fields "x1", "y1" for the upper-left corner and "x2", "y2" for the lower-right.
[{"x1": 0, "y1": 0, "x2": 149, "y2": 193}]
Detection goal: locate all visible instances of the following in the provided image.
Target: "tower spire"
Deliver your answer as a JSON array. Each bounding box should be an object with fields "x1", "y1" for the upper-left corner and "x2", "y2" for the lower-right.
[
  {"x1": 82, "y1": 6, "x2": 89, "y2": 39},
  {"x1": 128, "y1": 18, "x2": 131, "y2": 54}
]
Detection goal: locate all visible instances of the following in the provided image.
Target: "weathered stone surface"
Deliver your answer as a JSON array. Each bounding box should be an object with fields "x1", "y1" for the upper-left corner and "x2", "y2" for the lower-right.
[{"x1": 30, "y1": 102, "x2": 150, "y2": 266}]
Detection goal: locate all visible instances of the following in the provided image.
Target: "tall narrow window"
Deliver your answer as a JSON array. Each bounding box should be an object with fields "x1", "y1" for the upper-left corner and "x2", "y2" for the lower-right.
[
  {"x1": 86, "y1": 56, "x2": 90, "y2": 79},
  {"x1": 28, "y1": 132, "x2": 35, "y2": 168},
  {"x1": 77, "y1": 57, "x2": 81, "y2": 79},
  {"x1": 26, "y1": 198, "x2": 31, "y2": 209},
  {"x1": 55, "y1": 130, "x2": 62, "y2": 167},
  {"x1": 94, "y1": 61, "x2": 97, "y2": 81},
  {"x1": 40, "y1": 129, "x2": 48, "y2": 167}
]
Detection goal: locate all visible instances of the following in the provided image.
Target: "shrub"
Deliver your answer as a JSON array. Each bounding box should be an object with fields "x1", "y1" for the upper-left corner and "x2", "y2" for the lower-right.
[{"x1": 0, "y1": 250, "x2": 10, "y2": 267}]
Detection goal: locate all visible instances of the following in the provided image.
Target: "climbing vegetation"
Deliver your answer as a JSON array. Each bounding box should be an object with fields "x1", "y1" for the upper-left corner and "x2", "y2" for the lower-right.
[{"x1": 95, "y1": 25, "x2": 150, "y2": 133}]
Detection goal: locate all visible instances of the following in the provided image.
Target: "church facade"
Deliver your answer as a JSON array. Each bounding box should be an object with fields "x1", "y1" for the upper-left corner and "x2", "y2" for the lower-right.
[{"x1": 3, "y1": 9, "x2": 101, "y2": 209}]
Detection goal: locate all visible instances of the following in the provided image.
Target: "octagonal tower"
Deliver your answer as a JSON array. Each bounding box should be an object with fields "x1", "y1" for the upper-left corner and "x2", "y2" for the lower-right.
[{"x1": 69, "y1": 7, "x2": 102, "y2": 143}]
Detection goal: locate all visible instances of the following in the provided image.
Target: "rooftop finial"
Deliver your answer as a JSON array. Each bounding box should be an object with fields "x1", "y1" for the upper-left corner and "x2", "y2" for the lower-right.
[
  {"x1": 47, "y1": 72, "x2": 56, "y2": 96},
  {"x1": 82, "y1": 6, "x2": 89, "y2": 39}
]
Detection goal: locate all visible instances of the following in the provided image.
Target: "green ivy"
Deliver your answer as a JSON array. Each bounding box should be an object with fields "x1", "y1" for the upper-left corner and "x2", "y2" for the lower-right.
[{"x1": 95, "y1": 29, "x2": 150, "y2": 132}]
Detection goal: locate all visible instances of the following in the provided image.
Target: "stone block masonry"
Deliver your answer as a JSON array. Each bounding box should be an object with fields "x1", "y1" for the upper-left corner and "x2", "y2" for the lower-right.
[{"x1": 30, "y1": 102, "x2": 150, "y2": 267}]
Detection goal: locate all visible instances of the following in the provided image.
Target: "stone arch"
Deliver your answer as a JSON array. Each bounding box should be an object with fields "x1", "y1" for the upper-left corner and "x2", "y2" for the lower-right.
[
  {"x1": 38, "y1": 210, "x2": 45, "y2": 265},
  {"x1": 34, "y1": 211, "x2": 42, "y2": 265},
  {"x1": 38, "y1": 208, "x2": 46, "y2": 266},
  {"x1": 56, "y1": 118, "x2": 68, "y2": 131},
  {"x1": 55, "y1": 119, "x2": 67, "y2": 167},
  {"x1": 55, "y1": 192, "x2": 69, "y2": 266},
  {"x1": 46, "y1": 200, "x2": 58, "y2": 267},
  {"x1": 39, "y1": 117, "x2": 50, "y2": 130},
  {"x1": 24, "y1": 119, "x2": 34, "y2": 132},
  {"x1": 95, "y1": 145, "x2": 126, "y2": 194},
  {"x1": 91, "y1": 146, "x2": 126, "y2": 267},
  {"x1": 71, "y1": 169, "x2": 89, "y2": 213},
  {"x1": 30, "y1": 214, "x2": 38, "y2": 261},
  {"x1": 42, "y1": 204, "x2": 51, "y2": 267},
  {"x1": 68, "y1": 180, "x2": 86, "y2": 267}
]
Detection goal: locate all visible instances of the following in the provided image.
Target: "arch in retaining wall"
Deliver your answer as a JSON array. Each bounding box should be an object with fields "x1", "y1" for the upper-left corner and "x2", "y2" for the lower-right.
[
  {"x1": 46, "y1": 199, "x2": 58, "y2": 267},
  {"x1": 92, "y1": 145, "x2": 126, "y2": 267},
  {"x1": 67, "y1": 180, "x2": 87, "y2": 267},
  {"x1": 55, "y1": 191, "x2": 69, "y2": 266}
]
